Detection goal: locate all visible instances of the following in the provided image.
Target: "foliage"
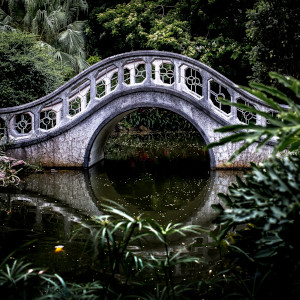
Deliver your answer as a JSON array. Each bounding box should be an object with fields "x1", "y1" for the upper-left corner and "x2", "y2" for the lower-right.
[
  {"x1": 86, "y1": 55, "x2": 101, "y2": 65},
  {"x1": 0, "y1": 259, "x2": 41, "y2": 299},
  {"x1": 72, "y1": 200, "x2": 204, "y2": 299},
  {"x1": 246, "y1": 0, "x2": 300, "y2": 83},
  {"x1": 206, "y1": 72, "x2": 300, "y2": 298},
  {"x1": 215, "y1": 155, "x2": 300, "y2": 256},
  {"x1": 206, "y1": 72, "x2": 300, "y2": 161},
  {"x1": 0, "y1": 258, "x2": 104, "y2": 299},
  {"x1": 119, "y1": 108, "x2": 194, "y2": 132},
  {"x1": 0, "y1": 31, "x2": 72, "y2": 107},
  {"x1": 39, "y1": 274, "x2": 103, "y2": 300},
  {"x1": 87, "y1": 0, "x2": 253, "y2": 84},
  {"x1": 212, "y1": 154, "x2": 300, "y2": 299},
  {"x1": 92, "y1": 0, "x2": 195, "y2": 58},
  {"x1": 188, "y1": 0, "x2": 255, "y2": 84},
  {"x1": 194, "y1": 35, "x2": 252, "y2": 84},
  {"x1": 0, "y1": 161, "x2": 21, "y2": 187},
  {"x1": 87, "y1": 0, "x2": 299, "y2": 85},
  {"x1": 0, "y1": 0, "x2": 89, "y2": 73}
]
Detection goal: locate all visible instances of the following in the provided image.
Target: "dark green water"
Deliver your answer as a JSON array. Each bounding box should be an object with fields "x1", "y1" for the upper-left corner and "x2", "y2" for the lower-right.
[{"x1": 0, "y1": 132, "x2": 239, "y2": 278}]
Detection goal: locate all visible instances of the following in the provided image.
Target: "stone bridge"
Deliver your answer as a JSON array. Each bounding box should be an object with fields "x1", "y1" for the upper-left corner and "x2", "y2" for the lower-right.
[{"x1": 0, "y1": 50, "x2": 275, "y2": 169}]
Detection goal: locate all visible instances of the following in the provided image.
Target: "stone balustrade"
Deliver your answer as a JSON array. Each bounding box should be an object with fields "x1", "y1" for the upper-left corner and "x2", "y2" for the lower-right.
[{"x1": 0, "y1": 50, "x2": 277, "y2": 144}]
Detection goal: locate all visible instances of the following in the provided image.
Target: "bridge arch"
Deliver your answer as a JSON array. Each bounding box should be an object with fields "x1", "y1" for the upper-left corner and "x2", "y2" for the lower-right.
[
  {"x1": 84, "y1": 89, "x2": 217, "y2": 168},
  {"x1": 0, "y1": 50, "x2": 274, "y2": 168}
]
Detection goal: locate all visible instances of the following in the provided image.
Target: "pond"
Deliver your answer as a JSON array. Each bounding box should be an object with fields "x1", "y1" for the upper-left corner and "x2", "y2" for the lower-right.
[{"x1": 0, "y1": 132, "x2": 240, "y2": 280}]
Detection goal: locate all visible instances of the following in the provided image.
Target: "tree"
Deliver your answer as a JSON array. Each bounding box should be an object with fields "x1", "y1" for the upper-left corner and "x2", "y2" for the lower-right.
[
  {"x1": 86, "y1": 0, "x2": 196, "y2": 58},
  {"x1": 86, "y1": 0, "x2": 254, "y2": 84},
  {"x1": 246, "y1": 0, "x2": 300, "y2": 83},
  {"x1": 0, "y1": 0, "x2": 89, "y2": 73},
  {"x1": 0, "y1": 31, "x2": 72, "y2": 107},
  {"x1": 186, "y1": 0, "x2": 255, "y2": 84}
]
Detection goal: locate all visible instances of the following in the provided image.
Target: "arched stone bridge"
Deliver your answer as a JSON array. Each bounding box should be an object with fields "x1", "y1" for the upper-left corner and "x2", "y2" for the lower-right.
[{"x1": 0, "y1": 50, "x2": 275, "y2": 169}]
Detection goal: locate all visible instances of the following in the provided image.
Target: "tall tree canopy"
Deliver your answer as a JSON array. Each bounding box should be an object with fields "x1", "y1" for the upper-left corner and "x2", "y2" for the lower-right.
[
  {"x1": 86, "y1": 0, "x2": 299, "y2": 85},
  {"x1": 86, "y1": 0, "x2": 255, "y2": 84},
  {"x1": 246, "y1": 0, "x2": 300, "y2": 82},
  {"x1": 0, "y1": 31, "x2": 72, "y2": 107},
  {"x1": 0, "y1": 0, "x2": 89, "y2": 73}
]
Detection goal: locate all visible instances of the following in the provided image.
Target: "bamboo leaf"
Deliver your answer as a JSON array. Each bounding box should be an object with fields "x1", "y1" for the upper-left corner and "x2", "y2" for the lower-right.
[
  {"x1": 240, "y1": 86, "x2": 284, "y2": 112},
  {"x1": 249, "y1": 82, "x2": 297, "y2": 111},
  {"x1": 107, "y1": 207, "x2": 135, "y2": 222},
  {"x1": 269, "y1": 72, "x2": 300, "y2": 98}
]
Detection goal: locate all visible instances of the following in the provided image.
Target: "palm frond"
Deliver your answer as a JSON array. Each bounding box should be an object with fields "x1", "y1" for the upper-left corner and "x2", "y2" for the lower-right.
[{"x1": 58, "y1": 27, "x2": 84, "y2": 55}]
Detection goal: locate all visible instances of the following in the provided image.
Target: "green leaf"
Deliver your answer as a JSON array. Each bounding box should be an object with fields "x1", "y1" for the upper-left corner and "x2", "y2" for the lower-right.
[
  {"x1": 269, "y1": 72, "x2": 300, "y2": 99},
  {"x1": 212, "y1": 204, "x2": 225, "y2": 213}
]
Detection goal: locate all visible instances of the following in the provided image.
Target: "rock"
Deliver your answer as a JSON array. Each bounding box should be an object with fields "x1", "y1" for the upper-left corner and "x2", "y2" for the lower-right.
[
  {"x1": 11, "y1": 159, "x2": 26, "y2": 168},
  {"x1": 0, "y1": 156, "x2": 26, "y2": 169},
  {"x1": 0, "y1": 170, "x2": 5, "y2": 180}
]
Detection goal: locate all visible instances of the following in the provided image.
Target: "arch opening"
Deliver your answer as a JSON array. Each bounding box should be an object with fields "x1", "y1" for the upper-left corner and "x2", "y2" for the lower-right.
[
  {"x1": 84, "y1": 105, "x2": 215, "y2": 169},
  {"x1": 87, "y1": 107, "x2": 212, "y2": 223},
  {"x1": 84, "y1": 99, "x2": 216, "y2": 169}
]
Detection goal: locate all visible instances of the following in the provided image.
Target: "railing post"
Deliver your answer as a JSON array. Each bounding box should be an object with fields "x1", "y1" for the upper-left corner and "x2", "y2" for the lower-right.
[
  {"x1": 33, "y1": 107, "x2": 41, "y2": 134},
  {"x1": 61, "y1": 92, "x2": 69, "y2": 124},
  {"x1": 145, "y1": 57, "x2": 152, "y2": 85},
  {"x1": 230, "y1": 91, "x2": 238, "y2": 122},
  {"x1": 90, "y1": 72, "x2": 97, "y2": 103},
  {"x1": 117, "y1": 61, "x2": 124, "y2": 92},
  {"x1": 256, "y1": 105, "x2": 267, "y2": 126},
  {"x1": 129, "y1": 67, "x2": 135, "y2": 85},
  {"x1": 201, "y1": 71, "x2": 210, "y2": 106},
  {"x1": 173, "y1": 59, "x2": 180, "y2": 90},
  {"x1": 7, "y1": 114, "x2": 15, "y2": 138}
]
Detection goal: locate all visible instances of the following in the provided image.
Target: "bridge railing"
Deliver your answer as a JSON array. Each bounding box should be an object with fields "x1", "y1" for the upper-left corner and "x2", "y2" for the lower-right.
[{"x1": 0, "y1": 50, "x2": 277, "y2": 144}]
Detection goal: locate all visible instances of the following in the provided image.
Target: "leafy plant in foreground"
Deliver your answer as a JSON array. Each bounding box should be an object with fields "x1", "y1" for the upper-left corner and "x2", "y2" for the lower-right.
[
  {"x1": 0, "y1": 258, "x2": 41, "y2": 299},
  {"x1": 214, "y1": 155, "x2": 300, "y2": 258},
  {"x1": 206, "y1": 72, "x2": 300, "y2": 161},
  {"x1": 74, "y1": 200, "x2": 206, "y2": 299},
  {"x1": 211, "y1": 154, "x2": 300, "y2": 299},
  {"x1": 145, "y1": 220, "x2": 203, "y2": 300},
  {"x1": 78, "y1": 200, "x2": 149, "y2": 298},
  {"x1": 206, "y1": 72, "x2": 300, "y2": 299},
  {"x1": 39, "y1": 274, "x2": 103, "y2": 300}
]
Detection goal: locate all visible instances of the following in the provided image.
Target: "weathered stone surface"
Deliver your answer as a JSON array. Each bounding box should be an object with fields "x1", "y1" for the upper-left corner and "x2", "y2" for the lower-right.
[
  {"x1": 5, "y1": 89, "x2": 273, "y2": 169},
  {"x1": 1, "y1": 51, "x2": 275, "y2": 169}
]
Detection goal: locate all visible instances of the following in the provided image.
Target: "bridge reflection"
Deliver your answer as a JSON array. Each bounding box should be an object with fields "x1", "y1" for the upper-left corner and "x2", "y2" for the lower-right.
[
  {"x1": 0, "y1": 169, "x2": 241, "y2": 274},
  {"x1": 1, "y1": 168, "x2": 240, "y2": 237}
]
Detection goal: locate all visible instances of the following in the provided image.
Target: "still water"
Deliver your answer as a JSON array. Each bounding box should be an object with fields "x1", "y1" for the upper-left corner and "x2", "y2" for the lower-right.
[{"x1": 0, "y1": 132, "x2": 240, "y2": 277}]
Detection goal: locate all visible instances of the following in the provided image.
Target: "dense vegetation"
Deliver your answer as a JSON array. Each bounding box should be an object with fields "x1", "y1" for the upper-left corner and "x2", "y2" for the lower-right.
[
  {"x1": 0, "y1": 0, "x2": 89, "y2": 73},
  {"x1": 118, "y1": 108, "x2": 194, "y2": 132},
  {"x1": 0, "y1": 31, "x2": 72, "y2": 108},
  {"x1": 87, "y1": 0, "x2": 300, "y2": 85},
  {"x1": 1, "y1": 0, "x2": 300, "y2": 299},
  {"x1": 1, "y1": 0, "x2": 299, "y2": 107}
]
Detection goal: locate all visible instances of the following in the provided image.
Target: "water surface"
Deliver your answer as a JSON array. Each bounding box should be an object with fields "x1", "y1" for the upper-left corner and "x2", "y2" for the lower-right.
[{"x1": 0, "y1": 132, "x2": 240, "y2": 277}]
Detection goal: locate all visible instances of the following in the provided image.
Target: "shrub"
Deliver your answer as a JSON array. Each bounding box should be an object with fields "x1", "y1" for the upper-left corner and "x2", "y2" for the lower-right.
[
  {"x1": 0, "y1": 31, "x2": 72, "y2": 108},
  {"x1": 208, "y1": 72, "x2": 300, "y2": 298}
]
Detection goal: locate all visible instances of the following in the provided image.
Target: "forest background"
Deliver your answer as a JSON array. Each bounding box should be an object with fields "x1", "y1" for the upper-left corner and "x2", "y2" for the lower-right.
[{"x1": 0, "y1": 0, "x2": 299, "y2": 108}]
